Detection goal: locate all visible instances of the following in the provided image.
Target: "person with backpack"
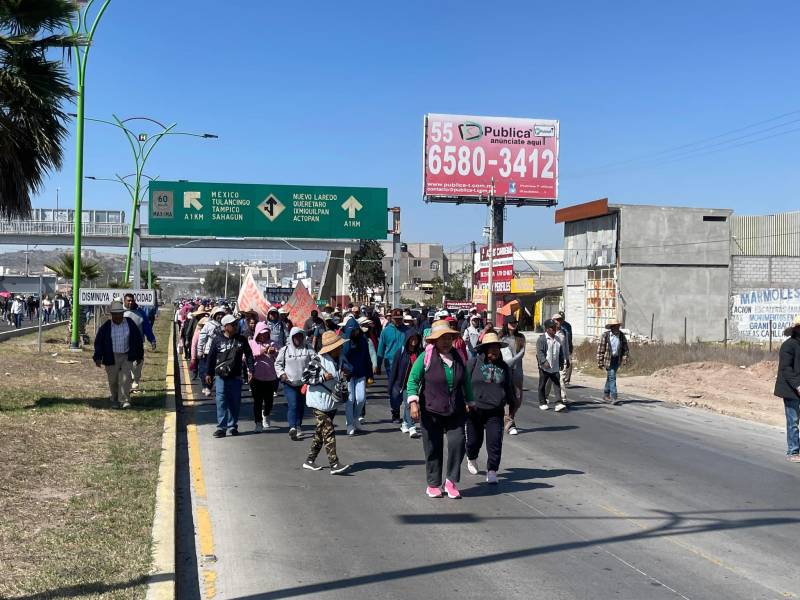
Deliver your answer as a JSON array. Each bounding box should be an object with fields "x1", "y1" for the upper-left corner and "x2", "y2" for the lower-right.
[
  {"x1": 465, "y1": 332, "x2": 514, "y2": 484},
  {"x1": 275, "y1": 327, "x2": 314, "y2": 440},
  {"x1": 198, "y1": 307, "x2": 226, "y2": 397},
  {"x1": 407, "y1": 320, "x2": 473, "y2": 499},
  {"x1": 205, "y1": 314, "x2": 255, "y2": 438},
  {"x1": 342, "y1": 317, "x2": 374, "y2": 435},
  {"x1": 388, "y1": 331, "x2": 423, "y2": 439},
  {"x1": 300, "y1": 331, "x2": 351, "y2": 474},
  {"x1": 249, "y1": 322, "x2": 280, "y2": 432}
]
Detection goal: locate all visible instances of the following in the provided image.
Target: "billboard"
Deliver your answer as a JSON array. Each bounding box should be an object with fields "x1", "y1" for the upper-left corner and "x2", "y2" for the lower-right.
[{"x1": 423, "y1": 113, "x2": 558, "y2": 204}]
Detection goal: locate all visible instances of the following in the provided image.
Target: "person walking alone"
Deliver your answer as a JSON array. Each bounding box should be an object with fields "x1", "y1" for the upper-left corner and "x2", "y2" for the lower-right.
[
  {"x1": 500, "y1": 316, "x2": 526, "y2": 435},
  {"x1": 462, "y1": 314, "x2": 482, "y2": 359},
  {"x1": 93, "y1": 301, "x2": 144, "y2": 409},
  {"x1": 388, "y1": 331, "x2": 423, "y2": 439},
  {"x1": 597, "y1": 320, "x2": 630, "y2": 405},
  {"x1": 205, "y1": 314, "x2": 255, "y2": 438},
  {"x1": 123, "y1": 293, "x2": 157, "y2": 393},
  {"x1": 300, "y1": 331, "x2": 351, "y2": 474},
  {"x1": 276, "y1": 327, "x2": 314, "y2": 440},
  {"x1": 545, "y1": 313, "x2": 572, "y2": 409},
  {"x1": 249, "y1": 322, "x2": 280, "y2": 433},
  {"x1": 775, "y1": 315, "x2": 800, "y2": 462},
  {"x1": 407, "y1": 320, "x2": 473, "y2": 499},
  {"x1": 465, "y1": 332, "x2": 514, "y2": 484},
  {"x1": 537, "y1": 319, "x2": 566, "y2": 412}
]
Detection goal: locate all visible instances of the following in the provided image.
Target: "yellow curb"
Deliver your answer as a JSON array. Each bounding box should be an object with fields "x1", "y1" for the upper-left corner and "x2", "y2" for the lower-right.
[{"x1": 146, "y1": 325, "x2": 177, "y2": 600}]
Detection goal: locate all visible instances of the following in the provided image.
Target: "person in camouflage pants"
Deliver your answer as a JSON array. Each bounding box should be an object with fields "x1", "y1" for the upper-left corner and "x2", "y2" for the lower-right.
[{"x1": 307, "y1": 409, "x2": 339, "y2": 466}]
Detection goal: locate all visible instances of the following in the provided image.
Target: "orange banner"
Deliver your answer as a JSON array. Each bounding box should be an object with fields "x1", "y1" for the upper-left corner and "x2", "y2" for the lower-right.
[
  {"x1": 237, "y1": 270, "x2": 271, "y2": 319},
  {"x1": 284, "y1": 280, "x2": 316, "y2": 327}
]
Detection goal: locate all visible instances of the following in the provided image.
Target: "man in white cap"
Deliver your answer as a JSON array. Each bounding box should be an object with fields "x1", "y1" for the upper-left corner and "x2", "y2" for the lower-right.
[
  {"x1": 267, "y1": 307, "x2": 289, "y2": 347},
  {"x1": 93, "y1": 300, "x2": 144, "y2": 409},
  {"x1": 463, "y1": 314, "x2": 483, "y2": 359},
  {"x1": 205, "y1": 314, "x2": 255, "y2": 438},
  {"x1": 545, "y1": 313, "x2": 572, "y2": 407},
  {"x1": 774, "y1": 315, "x2": 800, "y2": 462}
]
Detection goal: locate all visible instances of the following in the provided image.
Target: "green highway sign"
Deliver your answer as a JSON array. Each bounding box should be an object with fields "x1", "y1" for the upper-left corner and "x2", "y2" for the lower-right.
[{"x1": 148, "y1": 181, "x2": 388, "y2": 240}]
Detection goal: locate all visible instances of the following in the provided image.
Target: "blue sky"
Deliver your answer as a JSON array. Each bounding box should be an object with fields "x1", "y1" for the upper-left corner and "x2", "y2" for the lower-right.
[{"x1": 29, "y1": 0, "x2": 800, "y2": 264}]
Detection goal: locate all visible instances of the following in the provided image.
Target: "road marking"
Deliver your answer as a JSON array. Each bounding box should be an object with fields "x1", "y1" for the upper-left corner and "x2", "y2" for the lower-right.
[{"x1": 181, "y1": 357, "x2": 217, "y2": 599}]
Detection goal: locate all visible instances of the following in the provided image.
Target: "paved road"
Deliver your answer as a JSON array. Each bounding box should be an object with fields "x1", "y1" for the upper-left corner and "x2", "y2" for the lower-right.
[{"x1": 178, "y1": 359, "x2": 799, "y2": 600}]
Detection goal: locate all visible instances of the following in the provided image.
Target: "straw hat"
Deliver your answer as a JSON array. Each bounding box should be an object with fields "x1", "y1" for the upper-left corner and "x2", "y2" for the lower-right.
[
  {"x1": 605, "y1": 320, "x2": 623, "y2": 329},
  {"x1": 475, "y1": 331, "x2": 508, "y2": 353},
  {"x1": 319, "y1": 330, "x2": 346, "y2": 354},
  {"x1": 425, "y1": 319, "x2": 460, "y2": 343},
  {"x1": 783, "y1": 315, "x2": 800, "y2": 336},
  {"x1": 192, "y1": 307, "x2": 209, "y2": 317}
]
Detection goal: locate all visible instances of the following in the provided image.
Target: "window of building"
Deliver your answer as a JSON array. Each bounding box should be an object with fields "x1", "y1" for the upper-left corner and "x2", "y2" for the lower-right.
[
  {"x1": 703, "y1": 215, "x2": 727, "y2": 222},
  {"x1": 412, "y1": 259, "x2": 422, "y2": 267}
]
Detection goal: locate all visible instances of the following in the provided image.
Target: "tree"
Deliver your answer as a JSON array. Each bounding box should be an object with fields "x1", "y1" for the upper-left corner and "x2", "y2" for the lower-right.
[
  {"x1": 203, "y1": 267, "x2": 239, "y2": 298},
  {"x1": 142, "y1": 270, "x2": 161, "y2": 290},
  {"x1": 0, "y1": 0, "x2": 77, "y2": 219},
  {"x1": 349, "y1": 240, "x2": 385, "y2": 302},
  {"x1": 45, "y1": 252, "x2": 101, "y2": 283},
  {"x1": 429, "y1": 266, "x2": 470, "y2": 304}
]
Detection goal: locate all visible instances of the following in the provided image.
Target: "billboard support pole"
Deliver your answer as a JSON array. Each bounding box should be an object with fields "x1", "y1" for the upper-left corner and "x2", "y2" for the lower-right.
[{"x1": 487, "y1": 178, "x2": 496, "y2": 324}]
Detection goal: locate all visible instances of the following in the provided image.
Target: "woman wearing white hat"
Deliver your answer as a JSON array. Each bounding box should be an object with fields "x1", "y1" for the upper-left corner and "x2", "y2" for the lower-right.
[{"x1": 407, "y1": 320, "x2": 473, "y2": 499}]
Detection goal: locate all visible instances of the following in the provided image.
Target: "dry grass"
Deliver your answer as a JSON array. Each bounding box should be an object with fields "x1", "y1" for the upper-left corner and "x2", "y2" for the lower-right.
[
  {"x1": 571, "y1": 339, "x2": 779, "y2": 377},
  {"x1": 0, "y1": 317, "x2": 172, "y2": 600}
]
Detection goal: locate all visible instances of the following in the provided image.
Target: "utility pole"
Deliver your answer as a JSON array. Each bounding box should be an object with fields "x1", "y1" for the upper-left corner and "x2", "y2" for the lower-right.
[
  {"x1": 224, "y1": 260, "x2": 229, "y2": 299},
  {"x1": 470, "y1": 240, "x2": 476, "y2": 302},
  {"x1": 389, "y1": 207, "x2": 401, "y2": 308}
]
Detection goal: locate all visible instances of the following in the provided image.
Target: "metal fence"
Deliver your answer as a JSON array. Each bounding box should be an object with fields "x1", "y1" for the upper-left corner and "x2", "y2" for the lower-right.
[{"x1": 0, "y1": 220, "x2": 130, "y2": 237}]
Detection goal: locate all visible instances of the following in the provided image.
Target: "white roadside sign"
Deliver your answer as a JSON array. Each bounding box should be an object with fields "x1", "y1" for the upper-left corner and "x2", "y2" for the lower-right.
[{"x1": 79, "y1": 288, "x2": 156, "y2": 307}]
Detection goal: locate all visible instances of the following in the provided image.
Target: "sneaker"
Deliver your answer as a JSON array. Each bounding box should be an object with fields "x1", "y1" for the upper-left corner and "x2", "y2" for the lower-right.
[
  {"x1": 262, "y1": 416, "x2": 270, "y2": 429},
  {"x1": 508, "y1": 426, "x2": 519, "y2": 436},
  {"x1": 302, "y1": 460, "x2": 322, "y2": 471},
  {"x1": 787, "y1": 454, "x2": 800, "y2": 463},
  {"x1": 131, "y1": 381, "x2": 139, "y2": 390},
  {"x1": 110, "y1": 402, "x2": 122, "y2": 410},
  {"x1": 358, "y1": 417, "x2": 366, "y2": 425},
  {"x1": 121, "y1": 401, "x2": 131, "y2": 409},
  {"x1": 554, "y1": 402, "x2": 568, "y2": 412},
  {"x1": 612, "y1": 397, "x2": 621, "y2": 406},
  {"x1": 400, "y1": 422, "x2": 410, "y2": 434},
  {"x1": 486, "y1": 470, "x2": 498, "y2": 485},
  {"x1": 539, "y1": 403, "x2": 549, "y2": 411},
  {"x1": 426, "y1": 486, "x2": 443, "y2": 498},
  {"x1": 254, "y1": 423, "x2": 264, "y2": 433},
  {"x1": 467, "y1": 459, "x2": 480, "y2": 475},
  {"x1": 295, "y1": 426, "x2": 303, "y2": 439},
  {"x1": 391, "y1": 412, "x2": 401, "y2": 424},
  {"x1": 330, "y1": 463, "x2": 351, "y2": 475},
  {"x1": 229, "y1": 428, "x2": 239, "y2": 436},
  {"x1": 408, "y1": 426, "x2": 420, "y2": 439},
  {"x1": 201, "y1": 388, "x2": 211, "y2": 397},
  {"x1": 347, "y1": 426, "x2": 356, "y2": 436},
  {"x1": 289, "y1": 427, "x2": 298, "y2": 441},
  {"x1": 213, "y1": 429, "x2": 226, "y2": 438},
  {"x1": 444, "y1": 479, "x2": 461, "y2": 499},
  {"x1": 603, "y1": 394, "x2": 612, "y2": 403}
]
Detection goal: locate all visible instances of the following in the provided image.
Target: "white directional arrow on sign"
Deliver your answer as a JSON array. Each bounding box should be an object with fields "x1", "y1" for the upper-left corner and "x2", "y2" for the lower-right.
[
  {"x1": 341, "y1": 195, "x2": 363, "y2": 219},
  {"x1": 183, "y1": 191, "x2": 203, "y2": 210}
]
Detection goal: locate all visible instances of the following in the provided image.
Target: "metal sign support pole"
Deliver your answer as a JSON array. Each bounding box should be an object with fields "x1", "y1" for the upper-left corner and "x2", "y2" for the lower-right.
[
  {"x1": 37, "y1": 275, "x2": 43, "y2": 353},
  {"x1": 390, "y1": 207, "x2": 401, "y2": 308},
  {"x1": 487, "y1": 178, "x2": 496, "y2": 324}
]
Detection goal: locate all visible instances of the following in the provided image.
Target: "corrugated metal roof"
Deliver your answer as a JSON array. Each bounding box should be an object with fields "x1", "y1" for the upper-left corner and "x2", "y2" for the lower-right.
[{"x1": 731, "y1": 211, "x2": 800, "y2": 256}]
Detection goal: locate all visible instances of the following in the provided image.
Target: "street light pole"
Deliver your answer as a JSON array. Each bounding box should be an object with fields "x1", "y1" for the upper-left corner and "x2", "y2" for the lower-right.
[
  {"x1": 68, "y1": 0, "x2": 112, "y2": 349},
  {"x1": 487, "y1": 178, "x2": 496, "y2": 325}
]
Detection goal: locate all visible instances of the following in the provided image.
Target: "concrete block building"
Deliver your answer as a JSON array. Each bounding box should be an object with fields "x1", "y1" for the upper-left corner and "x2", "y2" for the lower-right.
[{"x1": 556, "y1": 199, "x2": 733, "y2": 342}]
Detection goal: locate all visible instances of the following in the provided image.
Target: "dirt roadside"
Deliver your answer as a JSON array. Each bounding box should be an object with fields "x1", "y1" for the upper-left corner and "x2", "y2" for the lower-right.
[{"x1": 522, "y1": 353, "x2": 784, "y2": 427}]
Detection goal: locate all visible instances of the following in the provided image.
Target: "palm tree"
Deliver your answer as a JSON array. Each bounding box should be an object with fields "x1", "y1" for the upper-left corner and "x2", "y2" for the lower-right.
[
  {"x1": 45, "y1": 252, "x2": 102, "y2": 283},
  {"x1": 0, "y1": 0, "x2": 77, "y2": 219}
]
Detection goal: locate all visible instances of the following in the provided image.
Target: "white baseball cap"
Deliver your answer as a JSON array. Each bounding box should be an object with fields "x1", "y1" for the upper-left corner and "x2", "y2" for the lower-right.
[{"x1": 221, "y1": 314, "x2": 238, "y2": 326}]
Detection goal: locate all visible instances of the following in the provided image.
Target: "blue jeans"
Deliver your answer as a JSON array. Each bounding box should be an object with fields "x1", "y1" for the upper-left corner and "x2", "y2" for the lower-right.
[
  {"x1": 198, "y1": 357, "x2": 209, "y2": 388},
  {"x1": 284, "y1": 384, "x2": 306, "y2": 429},
  {"x1": 346, "y1": 377, "x2": 367, "y2": 427},
  {"x1": 604, "y1": 356, "x2": 620, "y2": 398},
  {"x1": 215, "y1": 376, "x2": 242, "y2": 431},
  {"x1": 784, "y1": 398, "x2": 800, "y2": 455},
  {"x1": 13, "y1": 314, "x2": 21, "y2": 328},
  {"x1": 402, "y1": 391, "x2": 415, "y2": 429}
]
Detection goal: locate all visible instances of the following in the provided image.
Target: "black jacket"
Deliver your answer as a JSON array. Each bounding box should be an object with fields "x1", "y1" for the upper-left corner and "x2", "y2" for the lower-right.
[
  {"x1": 93, "y1": 317, "x2": 145, "y2": 366},
  {"x1": 774, "y1": 337, "x2": 800, "y2": 400},
  {"x1": 206, "y1": 333, "x2": 255, "y2": 380}
]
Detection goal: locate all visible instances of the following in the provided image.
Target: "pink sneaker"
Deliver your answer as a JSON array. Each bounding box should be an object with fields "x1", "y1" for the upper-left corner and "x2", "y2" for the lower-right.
[
  {"x1": 444, "y1": 479, "x2": 461, "y2": 499},
  {"x1": 426, "y1": 486, "x2": 443, "y2": 498}
]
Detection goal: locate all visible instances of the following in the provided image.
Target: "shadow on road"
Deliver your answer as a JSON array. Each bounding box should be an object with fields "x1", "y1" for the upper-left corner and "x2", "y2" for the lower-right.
[
  {"x1": 226, "y1": 508, "x2": 800, "y2": 599},
  {"x1": 349, "y1": 459, "x2": 425, "y2": 473}
]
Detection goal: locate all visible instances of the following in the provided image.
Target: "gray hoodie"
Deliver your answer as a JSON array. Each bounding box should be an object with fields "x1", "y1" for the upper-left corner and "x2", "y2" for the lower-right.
[{"x1": 275, "y1": 327, "x2": 314, "y2": 386}]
